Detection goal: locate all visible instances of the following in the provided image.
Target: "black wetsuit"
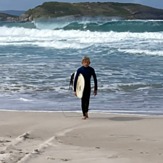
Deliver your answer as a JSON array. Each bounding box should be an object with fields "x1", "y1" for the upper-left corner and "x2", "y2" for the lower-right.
[{"x1": 74, "y1": 66, "x2": 97, "y2": 116}]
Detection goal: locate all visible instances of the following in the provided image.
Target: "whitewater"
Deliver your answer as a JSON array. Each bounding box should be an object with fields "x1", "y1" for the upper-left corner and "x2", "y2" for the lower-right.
[{"x1": 0, "y1": 19, "x2": 163, "y2": 115}]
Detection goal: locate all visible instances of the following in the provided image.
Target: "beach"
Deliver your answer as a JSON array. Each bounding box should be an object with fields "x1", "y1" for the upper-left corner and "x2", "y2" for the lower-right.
[{"x1": 0, "y1": 111, "x2": 163, "y2": 163}]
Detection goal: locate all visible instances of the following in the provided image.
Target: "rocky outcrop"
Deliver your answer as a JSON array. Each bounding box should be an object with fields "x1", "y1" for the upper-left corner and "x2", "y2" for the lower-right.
[
  {"x1": 0, "y1": 13, "x2": 19, "y2": 22},
  {"x1": 1, "y1": 2, "x2": 163, "y2": 22}
]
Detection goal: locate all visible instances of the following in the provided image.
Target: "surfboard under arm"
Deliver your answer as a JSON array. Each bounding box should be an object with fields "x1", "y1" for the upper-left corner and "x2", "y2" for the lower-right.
[{"x1": 74, "y1": 73, "x2": 85, "y2": 98}]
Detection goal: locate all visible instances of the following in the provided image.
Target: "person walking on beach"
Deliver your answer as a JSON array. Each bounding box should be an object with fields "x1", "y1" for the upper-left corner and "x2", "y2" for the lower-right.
[{"x1": 74, "y1": 56, "x2": 98, "y2": 119}]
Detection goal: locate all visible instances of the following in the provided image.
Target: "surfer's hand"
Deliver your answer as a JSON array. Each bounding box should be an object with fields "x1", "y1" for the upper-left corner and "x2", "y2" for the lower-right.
[
  {"x1": 94, "y1": 90, "x2": 97, "y2": 96},
  {"x1": 74, "y1": 92, "x2": 77, "y2": 96}
]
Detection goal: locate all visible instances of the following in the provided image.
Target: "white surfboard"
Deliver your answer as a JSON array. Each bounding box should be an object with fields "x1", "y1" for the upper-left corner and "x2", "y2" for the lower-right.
[{"x1": 74, "y1": 73, "x2": 85, "y2": 98}]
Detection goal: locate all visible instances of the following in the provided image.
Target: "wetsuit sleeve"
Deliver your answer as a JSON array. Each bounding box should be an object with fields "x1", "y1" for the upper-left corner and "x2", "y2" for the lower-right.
[
  {"x1": 92, "y1": 69, "x2": 98, "y2": 91},
  {"x1": 73, "y1": 70, "x2": 80, "y2": 92}
]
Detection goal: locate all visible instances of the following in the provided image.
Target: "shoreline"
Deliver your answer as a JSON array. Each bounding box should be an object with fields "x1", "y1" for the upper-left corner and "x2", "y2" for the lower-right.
[
  {"x1": 0, "y1": 109, "x2": 163, "y2": 117},
  {"x1": 0, "y1": 111, "x2": 163, "y2": 163}
]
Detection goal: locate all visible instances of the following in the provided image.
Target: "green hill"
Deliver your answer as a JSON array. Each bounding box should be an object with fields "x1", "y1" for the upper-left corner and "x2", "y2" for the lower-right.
[
  {"x1": 1, "y1": 2, "x2": 163, "y2": 22},
  {"x1": 20, "y1": 2, "x2": 163, "y2": 21}
]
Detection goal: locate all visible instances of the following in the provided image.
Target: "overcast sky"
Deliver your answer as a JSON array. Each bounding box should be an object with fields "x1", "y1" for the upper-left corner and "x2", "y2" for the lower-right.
[{"x1": 0, "y1": 0, "x2": 163, "y2": 11}]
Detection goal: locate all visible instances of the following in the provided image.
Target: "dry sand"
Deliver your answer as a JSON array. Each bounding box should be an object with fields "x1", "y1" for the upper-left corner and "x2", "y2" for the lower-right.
[{"x1": 0, "y1": 111, "x2": 163, "y2": 163}]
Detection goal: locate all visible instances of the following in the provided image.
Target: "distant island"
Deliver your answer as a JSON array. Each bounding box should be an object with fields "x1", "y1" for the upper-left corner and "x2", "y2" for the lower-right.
[
  {"x1": 1, "y1": 2, "x2": 163, "y2": 22},
  {"x1": 0, "y1": 10, "x2": 25, "y2": 16}
]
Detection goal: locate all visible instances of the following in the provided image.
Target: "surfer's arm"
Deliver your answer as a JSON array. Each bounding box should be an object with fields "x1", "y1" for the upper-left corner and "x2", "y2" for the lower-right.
[
  {"x1": 92, "y1": 70, "x2": 97, "y2": 95},
  {"x1": 73, "y1": 71, "x2": 80, "y2": 92}
]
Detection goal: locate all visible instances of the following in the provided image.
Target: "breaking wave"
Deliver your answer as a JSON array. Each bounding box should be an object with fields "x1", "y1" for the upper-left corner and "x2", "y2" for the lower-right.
[{"x1": 1, "y1": 17, "x2": 163, "y2": 32}]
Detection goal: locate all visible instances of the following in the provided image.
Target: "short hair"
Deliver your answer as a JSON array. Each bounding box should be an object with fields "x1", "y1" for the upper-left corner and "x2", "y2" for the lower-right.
[{"x1": 82, "y1": 56, "x2": 91, "y2": 64}]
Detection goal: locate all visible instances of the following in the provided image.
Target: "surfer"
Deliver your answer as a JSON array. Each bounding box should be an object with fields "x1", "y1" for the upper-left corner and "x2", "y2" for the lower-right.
[{"x1": 74, "y1": 56, "x2": 98, "y2": 119}]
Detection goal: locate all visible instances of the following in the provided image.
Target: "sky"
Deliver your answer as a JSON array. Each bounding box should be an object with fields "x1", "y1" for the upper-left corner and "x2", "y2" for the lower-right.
[{"x1": 0, "y1": 0, "x2": 163, "y2": 11}]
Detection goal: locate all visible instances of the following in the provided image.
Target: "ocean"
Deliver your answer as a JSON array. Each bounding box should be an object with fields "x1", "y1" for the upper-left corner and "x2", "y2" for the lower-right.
[{"x1": 0, "y1": 18, "x2": 163, "y2": 115}]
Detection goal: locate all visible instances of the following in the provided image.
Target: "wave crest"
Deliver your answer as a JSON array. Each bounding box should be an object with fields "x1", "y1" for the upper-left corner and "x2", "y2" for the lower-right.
[{"x1": 33, "y1": 17, "x2": 163, "y2": 32}]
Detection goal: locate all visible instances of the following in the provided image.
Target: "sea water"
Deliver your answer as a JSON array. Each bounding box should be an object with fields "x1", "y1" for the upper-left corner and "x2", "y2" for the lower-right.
[{"x1": 0, "y1": 18, "x2": 163, "y2": 115}]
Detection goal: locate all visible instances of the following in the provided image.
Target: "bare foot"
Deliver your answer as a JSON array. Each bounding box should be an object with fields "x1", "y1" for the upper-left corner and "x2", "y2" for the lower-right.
[
  {"x1": 85, "y1": 113, "x2": 89, "y2": 118},
  {"x1": 82, "y1": 116, "x2": 87, "y2": 120}
]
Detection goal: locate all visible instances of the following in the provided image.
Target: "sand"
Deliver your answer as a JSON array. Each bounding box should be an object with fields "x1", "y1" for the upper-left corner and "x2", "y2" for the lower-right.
[{"x1": 0, "y1": 111, "x2": 163, "y2": 163}]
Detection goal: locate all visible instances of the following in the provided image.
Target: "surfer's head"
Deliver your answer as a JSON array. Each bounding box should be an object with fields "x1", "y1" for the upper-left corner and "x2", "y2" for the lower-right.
[{"x1": 82, "y1": 56, "x2": 90, "y2": 67}]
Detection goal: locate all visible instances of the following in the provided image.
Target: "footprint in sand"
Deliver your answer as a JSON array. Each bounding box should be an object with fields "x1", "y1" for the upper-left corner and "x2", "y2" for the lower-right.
[{"x1": 61, "y1": 158, "x2": 71, "y2": 161}]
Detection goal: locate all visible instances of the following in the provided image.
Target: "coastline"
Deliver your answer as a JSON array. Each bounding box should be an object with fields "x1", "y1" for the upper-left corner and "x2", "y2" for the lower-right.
[{"x1": 0, "y1": 111, "x2": 163, "y2": 163}]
